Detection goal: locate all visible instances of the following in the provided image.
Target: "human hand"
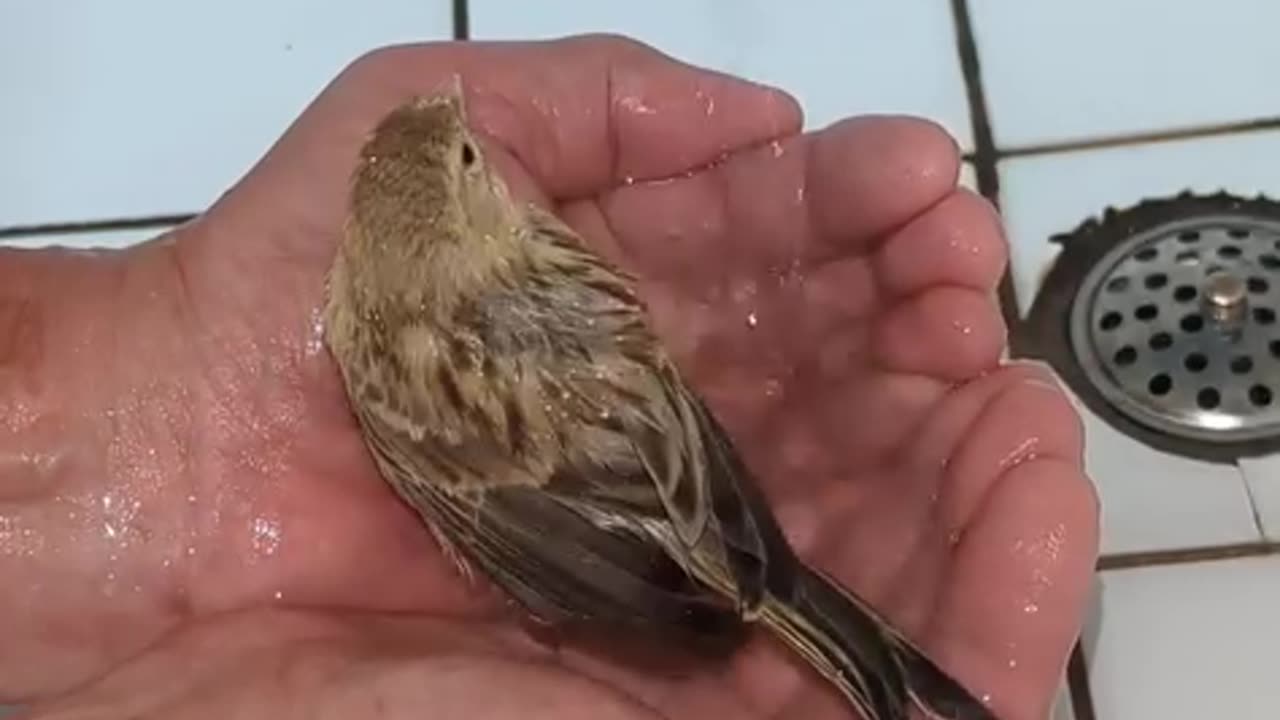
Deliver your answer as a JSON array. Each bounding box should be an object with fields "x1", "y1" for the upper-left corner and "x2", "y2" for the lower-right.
[{"x1": 0, "y1": 35, "x2": 1097, "y2": 719}]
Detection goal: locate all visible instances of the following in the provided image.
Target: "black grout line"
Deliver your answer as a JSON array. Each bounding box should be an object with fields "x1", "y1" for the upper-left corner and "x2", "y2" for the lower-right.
[
  {"x1": 942, "y1": 15, "x2": 1280, "y2": 716},
  {"x1": 1097, "y1": 540, "x2": 1280, "y2": 571},
  {"x1": 3, "y1": 32, "x2": 1276, "y2": 239},
  {"x1": 452, "y1": 0, "x2": 469, "y2": 40},
  {"x1": 3, "y1": 106, "x2": 1275, "y2": 242},
  {"x1": 0, "y1": 213, "x2": 195, "y2": 240},
  {"x1": 1240, "y1": 465, "x2": 1268, "y2": 542},
  {"x1": 2, "y1": 1, "x2": 476, "y2": 239},
  {"x1": 1066, "y1": 644, "x2": 1097, "y2": 720},
  {"x1": 948, "y1": 0, "x2": 1019, "y2": 328},
  {"x1": 995, "y1": 115, "x2": 1280, "y2": 160},
  {"x1": 1082, "y1": 541, "x2": 1280, "y2": 717},
  {"x1": 948, "y1": 4, "x2": 1096, "y2": 717}
]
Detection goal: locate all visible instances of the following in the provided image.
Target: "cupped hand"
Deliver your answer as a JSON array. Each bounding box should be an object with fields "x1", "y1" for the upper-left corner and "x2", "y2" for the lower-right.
[{"x1": 0, "y1": 35, "x2": 1098, "y2": 720}]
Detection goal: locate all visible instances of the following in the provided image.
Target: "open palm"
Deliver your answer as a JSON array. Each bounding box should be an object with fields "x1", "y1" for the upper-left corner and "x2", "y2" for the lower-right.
[{"x1": 4, "y1": 36, "x2": 1097, "y2": 720}]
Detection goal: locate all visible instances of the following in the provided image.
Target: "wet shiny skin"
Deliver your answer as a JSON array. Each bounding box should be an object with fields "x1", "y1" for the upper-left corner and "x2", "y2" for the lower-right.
[{"x1": 0, "y1": 36, "x2": 1097, "y2": 720}]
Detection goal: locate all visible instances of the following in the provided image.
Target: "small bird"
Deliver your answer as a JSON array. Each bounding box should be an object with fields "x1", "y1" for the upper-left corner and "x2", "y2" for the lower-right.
[{"x1": 322, "y1": 84, "x2": 998, "y2": 720}]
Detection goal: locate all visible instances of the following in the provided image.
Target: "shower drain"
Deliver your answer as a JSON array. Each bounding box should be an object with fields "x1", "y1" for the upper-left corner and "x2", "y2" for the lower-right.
[{"x1": 1021, "y1": 191, "x2": 1280, "y2": 462}]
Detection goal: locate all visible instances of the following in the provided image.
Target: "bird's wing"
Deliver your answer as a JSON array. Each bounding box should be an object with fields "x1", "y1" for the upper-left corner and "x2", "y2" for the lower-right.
[
  {"x1": 351, "y1": 384, "x2": 746, "y2": 654},
  {"x1": 522, "y1": 204, "x2": 799, "y2": 613}
]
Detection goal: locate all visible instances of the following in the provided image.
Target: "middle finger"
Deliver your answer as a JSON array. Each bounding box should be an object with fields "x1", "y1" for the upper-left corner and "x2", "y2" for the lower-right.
[{"x1": 596, "y1": 116, "x2": 965, "y2": 292}]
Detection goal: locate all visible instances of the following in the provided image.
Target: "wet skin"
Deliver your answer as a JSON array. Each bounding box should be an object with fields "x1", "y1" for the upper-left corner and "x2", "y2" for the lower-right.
[{"x1": 0, "y1": 35, "x2": 1097, "y2": 720}]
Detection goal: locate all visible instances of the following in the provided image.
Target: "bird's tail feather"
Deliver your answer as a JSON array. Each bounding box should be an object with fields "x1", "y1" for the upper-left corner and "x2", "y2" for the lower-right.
[{"x1": 760, "y1": 566, "x2": 999, "y2": 720}]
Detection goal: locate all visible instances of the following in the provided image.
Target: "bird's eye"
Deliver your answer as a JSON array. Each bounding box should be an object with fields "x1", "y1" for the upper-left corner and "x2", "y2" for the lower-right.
[{"x1": 460, "y1": 142, "x2": 476, "y2": 167}]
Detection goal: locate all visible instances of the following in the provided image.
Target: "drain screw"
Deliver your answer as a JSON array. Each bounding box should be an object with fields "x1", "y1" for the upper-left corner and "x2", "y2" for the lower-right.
[{"x1": 1204, "y1": 270, "x2": 1248, "y2": 331}]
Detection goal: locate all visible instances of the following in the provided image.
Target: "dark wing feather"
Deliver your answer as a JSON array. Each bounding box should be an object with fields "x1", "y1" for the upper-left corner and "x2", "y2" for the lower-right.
[
  {"x1": 522, "y1": 205, "x2": 800, "y2": 614},
  {"x1": 354, "y1": 400, "x2": 744, "y2": 652},
  {"x1": 521, "y1": 204, "x2": 718, "y2": 558}
]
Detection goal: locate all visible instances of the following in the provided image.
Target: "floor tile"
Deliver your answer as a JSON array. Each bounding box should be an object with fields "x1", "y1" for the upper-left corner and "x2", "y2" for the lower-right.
[
  {"x1": 1087, "y1": 556, "x2": 1280, "y2": 719},
  {"x1": 1050, "y1": 682, "x2": 1076, "y2": 720},
  {"x1": 969, "y1": 0, "x2": 1280, "y2": 148},
  {"x1": 0, "y1": 225, "x2": 174, "y2": 251},
  {"x1": 999, "y1": 130, "x2": 1280, "y2": 318},
  {"x1": 0, "y1": 1, "x2": 452, "y2": 228},
  {"x1": 1063, "y1": 385, "x2": 1259, "y2": 556},
  {"x1": 1239, "y1": 455, "x2": 1280, "y2": 541},
  {"x1": 959, "y1": 161, "x2": 978, "y2": 194},
  {"x1": 469, "y1": 1, "x2": 974, "y2": 147},
  {"x1": 1000, "y1": 131, "x2": 1280, "y2": 553}
]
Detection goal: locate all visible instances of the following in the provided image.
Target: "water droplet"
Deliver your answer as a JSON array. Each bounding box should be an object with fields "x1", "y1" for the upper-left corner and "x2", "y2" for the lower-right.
[
  {"x1": 186, "y1": 546, "x2": 197, "y2": 557},
  {"x1": 305, "y1": 306, "x2": 326, "y2": 357},
  {"x1": 274, "y1": 590, "x2": 284, "y2": 601},
  {"x1": 948, "y1": 529, "x2": 962, "y2": 546},
  {"x1": 1007, "y1": 658, "x2": 1018, "y2": 669},
  {"x1": 1023, "y1": 602, "x2": 1039, "y2": 614},
  {"x1": 999, "y1": 437, "x2": 1040, "y2": 470},
  {"x1": 622, "y1": 175, "x2": 635, "y2": 186},
  {"x1": 763, "y1": 378, "x2": 783, "y2": 398},
  {"x1": 770, "y1": 140, "x2": 785, "y2": 158},
  {"x1": 251, "y1": 516, "x2": 282, "y2": 557},
  {"x1": 695, "y1": 89, "x2": 716, "y2": 117},
  {"x1": 186, "y1": 494, "x2": 196, "y2": 505},
  {"x1": 745, "y1": 312, "x2": 759, "y2": 328},
  {"x1": 618, "y1": 96, "x2": 656, "y2": 116}
]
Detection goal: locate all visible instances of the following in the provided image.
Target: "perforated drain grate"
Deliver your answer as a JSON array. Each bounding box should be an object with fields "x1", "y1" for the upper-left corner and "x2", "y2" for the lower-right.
[{"x1": 1020, "y1": 192, "x2": 1280, "y2": 461}]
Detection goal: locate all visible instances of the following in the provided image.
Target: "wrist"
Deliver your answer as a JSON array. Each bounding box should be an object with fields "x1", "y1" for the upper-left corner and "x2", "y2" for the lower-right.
[
  {"x1": 0, "y1": 232, "x2": 200, "y2": 701},
  {"x1": 0, "y1": 245, "x2": 120, "y2": 503}
]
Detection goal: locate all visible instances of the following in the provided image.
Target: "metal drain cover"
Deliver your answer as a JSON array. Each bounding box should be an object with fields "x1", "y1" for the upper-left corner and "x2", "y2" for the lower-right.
[{"x1": 1020, "y1": 191, "x2": 1280, "y2": 461}]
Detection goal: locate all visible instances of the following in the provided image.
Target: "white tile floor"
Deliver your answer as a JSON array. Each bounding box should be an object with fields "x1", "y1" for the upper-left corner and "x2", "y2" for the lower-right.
[
  {"x1": 969, "y1": 0, "x2": 1280, "y2": 148},
  {"x1": 959, "y1": 161, "x2": 978, "y2": 194},
  {"x1": 1239, "y1": 455, "x2": 1280, "y2": 541},
  {"x1": 468, "y1": 0, "x2": 975, "y2": 147},
  {"x1": 1067, "y1": 388, "x2": 1260, "y2": 556},
  {"x1": 0, "y1": 0, "x2": 452, "y2": 228},
  {"x1": 995, "y1": 130, "x2": 1280, "y2": 560},
  {"x1": 999, "y1": 129, "x2": 1280, "y2": 318},
  {"x1": 995, "y1": 101, "x2": 1280, "y2": 717},
  {"x1": 1087, "y1": 556, "x2": 1280, "y2": 719},
  {"x1": 1051, "y1": 683, "x2": 1076, "y2": 720},
  {"x1": 0, "y1": 225, "x2": 175, "y2": 251}
]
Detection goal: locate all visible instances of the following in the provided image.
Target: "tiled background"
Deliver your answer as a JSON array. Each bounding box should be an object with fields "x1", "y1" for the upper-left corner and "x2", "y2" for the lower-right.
[{"x1": 6, "y1": 1, "x2": 1280, "y2": 718}]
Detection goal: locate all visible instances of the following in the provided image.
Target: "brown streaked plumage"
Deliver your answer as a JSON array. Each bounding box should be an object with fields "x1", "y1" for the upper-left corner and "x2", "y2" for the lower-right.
[{"x1": 322, "y1": 85, "x2": 999, "y2": 720}]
